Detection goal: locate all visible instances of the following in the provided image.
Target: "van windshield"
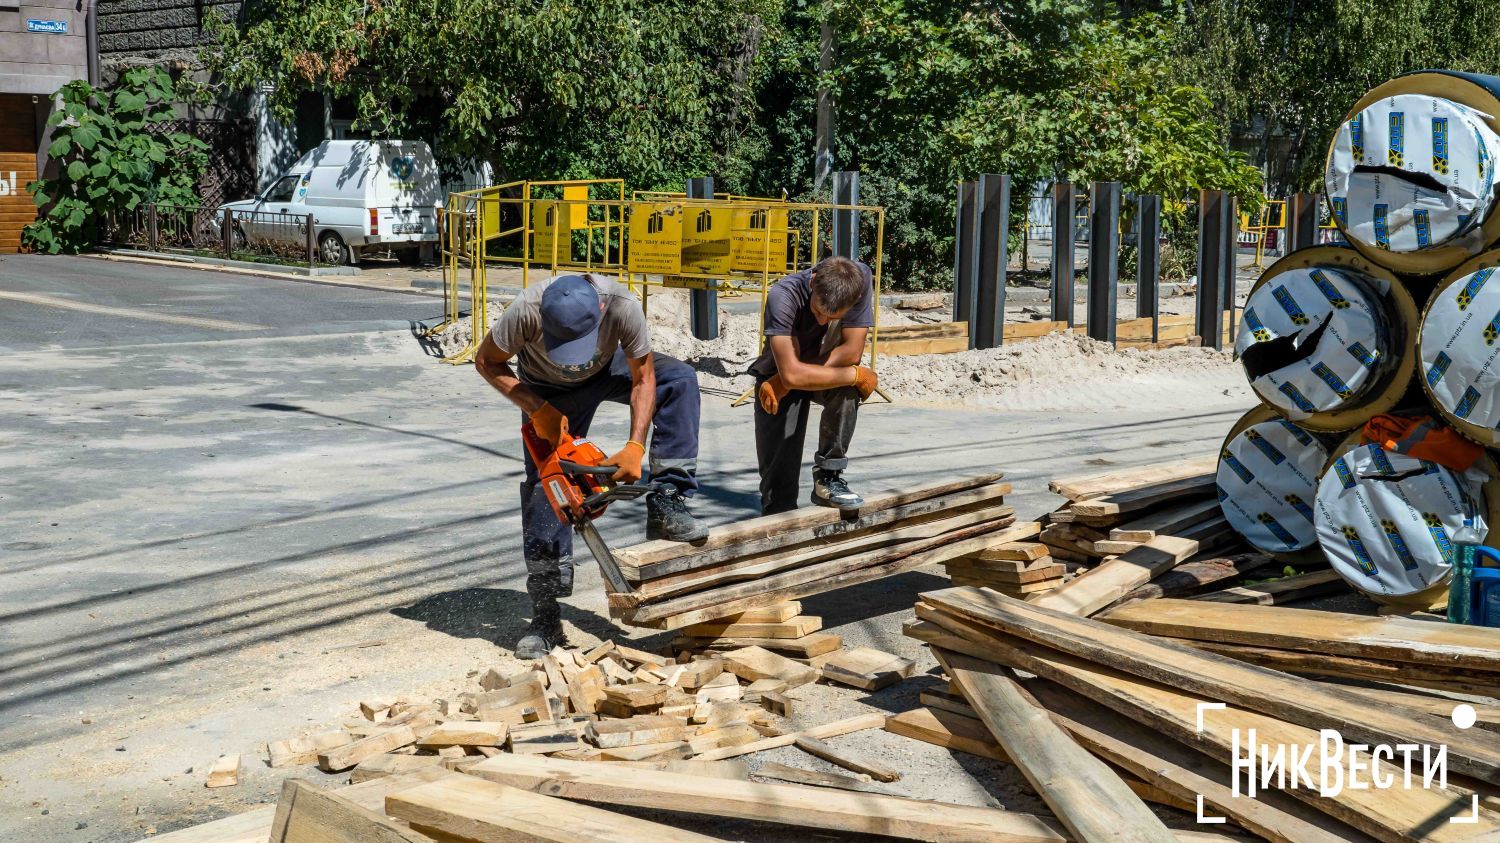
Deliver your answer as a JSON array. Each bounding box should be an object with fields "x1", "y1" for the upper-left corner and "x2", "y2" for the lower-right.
[{"x1": 264, "y1": 175, "x2": 299, "y2": 203}]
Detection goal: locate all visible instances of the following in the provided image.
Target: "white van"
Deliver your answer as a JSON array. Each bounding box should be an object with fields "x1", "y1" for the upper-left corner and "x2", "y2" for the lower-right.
[{"x1": 220, "y1": 140, "x2": 442, "y2": 265}]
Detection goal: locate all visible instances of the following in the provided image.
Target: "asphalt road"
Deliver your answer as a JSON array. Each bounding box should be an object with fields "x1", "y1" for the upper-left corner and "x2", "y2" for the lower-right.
[{"x1": 0, "y1": 254, "x2": 1252, "y2": 841}]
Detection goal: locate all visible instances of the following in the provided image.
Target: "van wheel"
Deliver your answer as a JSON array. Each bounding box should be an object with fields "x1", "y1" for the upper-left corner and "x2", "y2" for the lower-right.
[{"x1": 318, "y1": 231, "x2": 350, "y2": 266}]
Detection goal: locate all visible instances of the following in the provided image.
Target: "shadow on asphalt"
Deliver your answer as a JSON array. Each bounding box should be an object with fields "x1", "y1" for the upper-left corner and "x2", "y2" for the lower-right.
[{"x1": 393, "y1": 586, "x2": 632, "y2": 649}]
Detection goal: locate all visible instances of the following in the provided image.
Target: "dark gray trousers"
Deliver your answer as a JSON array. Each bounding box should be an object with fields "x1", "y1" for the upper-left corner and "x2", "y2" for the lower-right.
[{"x1": 753, "y1": 382, "x2": 860, "y2": 515}]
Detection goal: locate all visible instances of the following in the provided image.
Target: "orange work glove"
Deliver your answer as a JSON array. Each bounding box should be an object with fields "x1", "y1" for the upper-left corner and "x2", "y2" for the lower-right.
[
  {"x1": 529, "y1": 402, "x2": 570, "y2": 445},
  {"x1": 601, "y1": 440, "x2": 646, "y2": 483},
  {"x1": 852, "y1": 366, "x2": 879, "y2": 400},
  {"x1": 758, "y1": 374, "x2": 790, "y2": 415}
]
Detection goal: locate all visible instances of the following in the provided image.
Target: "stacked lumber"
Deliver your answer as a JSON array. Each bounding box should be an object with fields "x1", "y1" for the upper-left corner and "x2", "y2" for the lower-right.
[
  {"x1": 939, "y1": 539, "x2": 1069, "y2": 598},
  {"x1": 609, "y1": 473, "x2": 1030, "y2": 629},
  {"x1": 668, "y1": 601, "x2": 845, "y2": 661},
  {"x1": 908, "y1": 585, "x2": 1500, "y2": 841}
]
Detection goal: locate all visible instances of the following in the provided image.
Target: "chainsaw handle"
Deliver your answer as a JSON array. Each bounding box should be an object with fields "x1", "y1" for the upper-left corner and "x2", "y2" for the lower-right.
[{"x1": 558, "y1": 460, "x2": 619, "y2": 477}]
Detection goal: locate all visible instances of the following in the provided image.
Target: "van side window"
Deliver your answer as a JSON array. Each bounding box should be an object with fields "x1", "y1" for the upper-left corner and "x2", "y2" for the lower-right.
[{"x1": 265, "y1": 175, "x2": 299, "y2": 203}]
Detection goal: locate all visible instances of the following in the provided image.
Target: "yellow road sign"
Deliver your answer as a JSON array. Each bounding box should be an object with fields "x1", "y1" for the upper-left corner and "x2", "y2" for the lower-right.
[
  {"x1": 682, "y1": 206, "x2": 733, "y2": 275},
  {"x1": 531, "y1": 199, "x2": 571, "y2": 264},
  {"x1": 627, "y1": 203, "x2": 682, "y2": 274},
  {"x1": 731, "y1": 206, "x2": 789, "y2": 273}
]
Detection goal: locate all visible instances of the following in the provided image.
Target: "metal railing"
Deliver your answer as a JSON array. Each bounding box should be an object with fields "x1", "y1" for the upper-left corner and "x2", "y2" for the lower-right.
[{"x1": 101, "y1": 203, "x2": 323, "y2": 270}]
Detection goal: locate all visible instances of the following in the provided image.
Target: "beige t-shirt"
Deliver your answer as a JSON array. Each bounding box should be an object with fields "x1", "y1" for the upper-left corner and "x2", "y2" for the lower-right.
[{"x1": 490, "y1": 275, "x2": 651, "y2": 385}]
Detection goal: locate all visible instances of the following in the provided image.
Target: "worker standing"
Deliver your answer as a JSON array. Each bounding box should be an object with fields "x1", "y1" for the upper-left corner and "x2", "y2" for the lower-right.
[
  {"x1": 475, "y1": 273, "x2": 707, "y2": 658},
  {"x1": 750, "y1": 256, "x2": 879, "y2": 515}
]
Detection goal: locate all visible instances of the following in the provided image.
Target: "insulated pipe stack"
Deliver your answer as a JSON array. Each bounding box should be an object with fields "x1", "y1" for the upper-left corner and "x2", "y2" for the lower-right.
[{"x1": 1221, "y1": 70, "x2": 1500, "y2": 608}]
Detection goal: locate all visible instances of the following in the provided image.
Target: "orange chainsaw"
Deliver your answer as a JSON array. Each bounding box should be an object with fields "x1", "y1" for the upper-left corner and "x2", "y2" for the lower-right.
[{"x1": 522, "y1": 422, "x2": 658, "y2": 594}]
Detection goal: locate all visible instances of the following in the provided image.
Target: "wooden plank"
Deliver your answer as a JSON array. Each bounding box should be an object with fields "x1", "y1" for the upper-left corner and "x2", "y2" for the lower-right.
[
  {"x1": 1048, "y1": 456, "x2": 1218, "y2": 501},
  {"x1": 205, "y1": 755, "x2": 240, "y2": 789},
  {"x1": 690, "y1": 712, "x2": 887, "y2": 761},
  {"x1": 883, "y1": 706, "x2": 1009, "y2": 761},
  {"x1": 618, "y1": 474, "x2": 1007, "y2": 574},
  {"x1": 976, "y1": 542, "x2": 1050, "y2": 563},
  {"x1": 721, "y1": 646, "x2": 819, "y2": 688},
  {"x1": 670, "y1": 631, "x2": 843, "y2": 658},
  {"x1": 1109, "y1": 499, "x2": 1222, "y2": 541},
  {"x1": 921, "y1": 587, "x2": 1500, "y2": 785},
  {"x1": 793, "y1": 735, "x2": 901, "y2": 782},
  {"x1": 877, "y1": 336, "x2": 970, "y2": 355},
  {"x1": 872, "y1": 321, "x2": 970, "y2": 340},
  {"x1": 1021, "y1": 680, "x2": 1375, "y2": 843},
  {"x1": 1112, "y1": 553, "x2": 1278, "y2": 607},
  {"x1": 465, "y1": 752, "x2": 1075, "y2": 842},
  {"x1": 678, "y1": 615, "x2": 823, "y2": 639},
  {"x1": 821, "y1": 647, "x2": 916, "y2": 691},
  {"x1": 1182, "y1": 640, "x2": 1500, "y2": 698},
  {"x1": 269, "y1": 778, "x2": 433, "y2": 843},
  {"x1": 1003, "y1": 320, "x2": 1069, "y2": 340},
  {"x1": 148, "y1": 768, "x2": 452, "y2": 843},
  {"x1": 269, "y1": 730, "x2": 353, "y2": 768},
  {"x1": 620, "y1": 501, "x2": 1019, "y2": 605},
  {"x1": 1191, "y1": 569, "x2": 1348, "y2": 605},
  {"x1": 350, "y1": 754, "x2": 444, "y2": 783},
  {"x1": 715, "y1": 602, "x2": 801, "y2": 623},
  {"x1": 944, "y1": 558, "x2": 1066, "y2": 583},
  {"x1": 911, "y1": 608, "x2": 1500, "y2": 842},
  {"x1": 1099, "y1": 598, "x2": 1500, "y2": 671},
  {"x1": 1028, "y1": 522, "x2": 1225, "y2": 616},
  {"x1": 754, "y1": 760, "x2": 892, "y2": 793},
  {"x1": 385, "y1": 771, "x2": 723, "y2": 842},
  {"x1": 1068, "y1": 474, "x2": 1217, "y2": 519},
  {"x1": 416, "y1": 722, "x2": 507, "y2": 748},
  {"x1": 933, "y1": 649, "x2": 1175, "y2": 843},
  {"x1": 629, "y1": 516, "x2": 1025, "y2": 627},
  {"x1": 586, "y1": 715, "x2": 686, "y2": 749},
  {"x1": 317, "y1": 726, "x2": 417, "y2": 772}
]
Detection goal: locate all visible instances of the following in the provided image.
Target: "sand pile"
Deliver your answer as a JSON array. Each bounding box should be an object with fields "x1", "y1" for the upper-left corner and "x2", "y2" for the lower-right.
[{"x1": 431, "y1": 288, "x2": 1251, "y2": 413}]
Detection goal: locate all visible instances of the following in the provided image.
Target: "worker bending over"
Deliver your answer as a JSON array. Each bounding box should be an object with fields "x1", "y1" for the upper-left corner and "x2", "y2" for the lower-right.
[
  {"x1": 476, "y1": 274, "x2": 707, "y2": 658},
  {"x1": 750, "y1": 256, "x2": 879, "y2": 515}
]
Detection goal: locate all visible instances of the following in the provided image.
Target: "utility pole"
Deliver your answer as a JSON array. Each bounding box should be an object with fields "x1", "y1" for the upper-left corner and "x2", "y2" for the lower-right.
[{"x1": 814, "y1": 11, "x2": 835, "y2": 192}]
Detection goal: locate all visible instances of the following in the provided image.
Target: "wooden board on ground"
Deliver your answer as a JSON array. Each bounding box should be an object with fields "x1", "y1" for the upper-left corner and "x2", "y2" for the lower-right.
[
  {"x1": 1048, "y1": 457, "x2": 1218, "y2": 501},
  {"x1": 269, "y1": 778, "x2": 433, "y2": 843},
  {"x1": 883, "y1": 706, "x2": 1009, "y2": 761},
  {"x1": 1068, "y1": 474, "x2": 1218, "y2": 520},
  {"x1": 717, "y1": 603, "x2": 802, "y2": 623},
  {"x1": 678, "y1": 615, "x2": 823, "y2": 639},
  {"x1": 793, "y1": 735, "x2": 901, "y2": 782},
  {"x1": 465, "y1": 752, "x2": 1076, "y2": 842},
  {"x1": 671, "y1": 631, "x2": 843, "y2": 658},
  {"x1": 921, "y1": 587, "x2": 1500, "y2": 785},
  {"x1": 1183, "y1": 639, "x2": 1500, "y2": 698},
  {"x1": 933, "y1": 649, "x2": 1175, "y2": 843},
  {"x1": 268, "y1": 730, "x2": 351, "y2": 768},
  {"x1": 1108, "y1": 499, "x2": 1222, "y2": 542},
  {"x1": 754, "y1": 760, "x2": 892, "y2": 794},
  {"x1": 975, "y1": 541, "x2": 1050, "y2": 563},
  {"x1": 1112, "y1": 554, "x2": 1277, "y2": 608},
  {"x1": 912, "y1": 610, "x2": 1500, "y2": 841},
  {"x1": 350, "y1": 754, "x2": 444, "y2": 783},
  {"x1": 1098, "y1": 598, "x2": 1500, "y2": 672},
  {"x1": 206, "y1": 755, "x2": 240, "y2": 789},
  {"x1": 385, "y1": 771, "x2": 724, "y2": 842},
  {"x1": 690, "y1": 712, "x2": 886, "y2": 761},
  {"x1": 821, "y1": 647, "x2": 916, "y2": 691},
  {"x1": 1190, "y1": 569, "x2": 1347, "y2": 605},
  {"x1": 721, "y1": 646, "x2": 819, "y2": 688},
  {"x1": 1029, "y1": 520, "x2": 1228, "y2": 617},
  {"x1": 617, "y1": 474, "x2": 1007, "y2": 576}
]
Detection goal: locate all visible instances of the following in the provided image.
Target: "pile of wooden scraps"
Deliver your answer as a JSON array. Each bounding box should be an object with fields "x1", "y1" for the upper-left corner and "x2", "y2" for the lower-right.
[
  {"x1": 609, "y1": 474, "x2": 1033, "y2": 630},
  {"x1": 906, "y1": 586, "x2": 1500, "y2": 841}
]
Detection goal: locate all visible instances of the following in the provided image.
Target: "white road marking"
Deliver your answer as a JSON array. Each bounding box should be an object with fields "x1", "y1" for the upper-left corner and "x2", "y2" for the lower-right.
[{"x1": 0, "y1": 290, "x2": 269, "y2": 332}]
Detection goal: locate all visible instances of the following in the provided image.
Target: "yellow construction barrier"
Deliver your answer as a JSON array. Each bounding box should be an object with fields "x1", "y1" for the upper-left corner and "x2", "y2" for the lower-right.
[
  {"x1": 1240, "y1": 199, "x2": 1287, "y2": 271},
  {"x1": 435, "y1": 185, "x2": 888, "y2": 403}
]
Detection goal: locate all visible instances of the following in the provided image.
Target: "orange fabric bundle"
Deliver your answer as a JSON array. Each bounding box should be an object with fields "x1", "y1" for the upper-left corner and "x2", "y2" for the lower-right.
[{"x1": 1362, "y1": 414, "x2": 1484, "y2": 472}]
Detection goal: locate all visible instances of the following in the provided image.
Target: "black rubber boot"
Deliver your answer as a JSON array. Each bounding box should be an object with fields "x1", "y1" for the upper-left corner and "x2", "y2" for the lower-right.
[
  {"x1": 646, "y1": 487, "x2": 708, "y2": 542},
  {"x1": 515, "y1": 575, "x2": 566, "y2": 659}
]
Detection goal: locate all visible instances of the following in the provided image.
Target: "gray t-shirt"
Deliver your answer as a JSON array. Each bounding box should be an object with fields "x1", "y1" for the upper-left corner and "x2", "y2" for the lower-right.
[
  {"x1": 749, "y1": 260, "x2": 874, "y2": 378},
  {"x1": 490, "y1": 275, "x2": 650, "y2": 386}
]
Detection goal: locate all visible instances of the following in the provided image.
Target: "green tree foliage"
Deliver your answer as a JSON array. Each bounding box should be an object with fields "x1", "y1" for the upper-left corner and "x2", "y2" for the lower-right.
[
  {"x1": 23, "y1": 68, "x2": 208, "y2": 254},
  {"x1": 207, "y1": 0, "x2": 784, "y2": 189},
  {"x1": 750, "y1": 2, "x2": 1260, "y2": 287},
  {"x1": 1184, "y1": 0, "x2": 1500, "y2": 191}
]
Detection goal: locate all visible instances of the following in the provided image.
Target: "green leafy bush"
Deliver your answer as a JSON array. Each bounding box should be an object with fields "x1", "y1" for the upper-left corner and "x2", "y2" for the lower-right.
[{"x1": 23, "y1": 68, "x2": 208, "y2": 254}]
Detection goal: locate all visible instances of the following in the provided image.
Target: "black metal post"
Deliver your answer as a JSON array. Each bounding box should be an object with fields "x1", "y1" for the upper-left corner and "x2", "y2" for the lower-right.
[
  {"x1": 1196, "y1": 189, "x2": 1229, "y2": 349},
  {"x1": 306, "y1": 214, "x2": 316, "y2": 268},
  {"x1": 1051, "y1": 182, "x2": 1075, "y2": 326},
  {"x1": 221, "y1": 208, "x2": 234, "y2": 258},
  {"x1": 1087, "y1": 181, "x2": 1121, "y2": 345},
  {"x1": 953, "y1": 179, "x2": 978, "y2": 347},
  {"x1": 972, "y1": 174, "x2": 1010, "y2": 349},
  {"x1": 1222, "y1": 195, "x2": 1239, "y2": 345},
  {"x1": 1136, "y1": 193, "x2": 1161, "y2": 340},
  {"x1": 1288, "y1": 191, "x2": 1319, "y2": 252},
  {"x1": 147, "y1": 203, "x2": 158, "y2": 252},
  {"x1": 686, "y1": 176, "x2": 718, "y2": 340},
  {"x1": 832, "y1": 170, "x2": 859, "y2": 259}
]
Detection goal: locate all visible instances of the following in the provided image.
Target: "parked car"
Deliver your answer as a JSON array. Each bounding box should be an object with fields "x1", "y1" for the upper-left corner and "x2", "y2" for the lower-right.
[{"x1": 218, "y1": 140, "x2": 442, "y2": 266}]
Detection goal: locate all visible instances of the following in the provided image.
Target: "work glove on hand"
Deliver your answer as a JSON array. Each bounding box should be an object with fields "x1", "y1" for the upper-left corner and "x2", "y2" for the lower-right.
[
  {"x1": 758, "y1": 375, "x2": 790, "y2": 415},
  {"x1": 602, "y1": 440, "x2": 646, "y2": 483},
  {"x1": 530, "y1": 402, "x2": 570, "y2": 445},
  {"x1": 852, "y1": 365, "x2": 879, "y2": 400}
]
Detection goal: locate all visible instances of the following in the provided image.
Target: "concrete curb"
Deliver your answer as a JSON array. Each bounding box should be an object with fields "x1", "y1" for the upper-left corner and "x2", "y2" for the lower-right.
[
  {"x1": 99, "y1": 248, "x2": 363, "y2": 277},
  {"x1": 86, "y1": 252, "x2": 445, "y2": 299}
]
